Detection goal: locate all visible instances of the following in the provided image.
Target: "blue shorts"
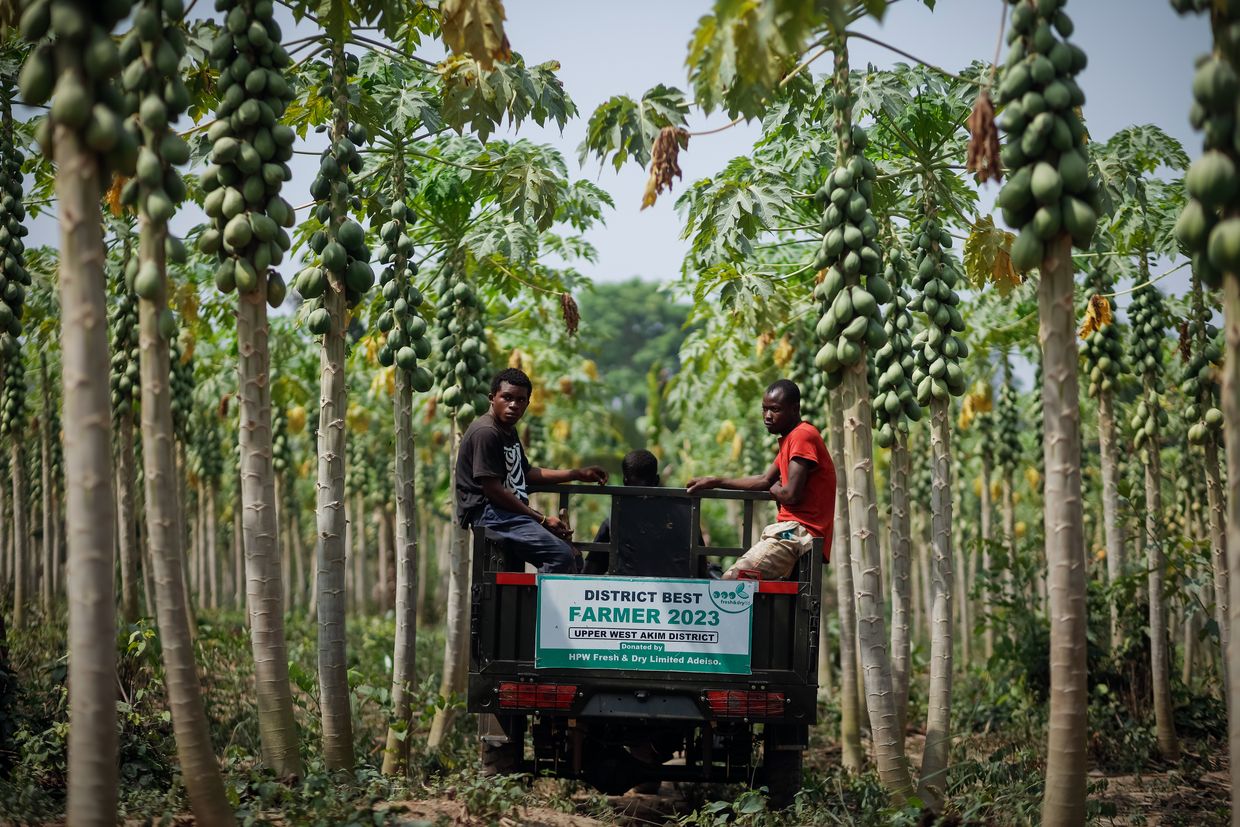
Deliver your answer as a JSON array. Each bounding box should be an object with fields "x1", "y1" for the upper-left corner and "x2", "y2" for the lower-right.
[{"x1": 473, "y1": 504, "x2": 581, "y2": 574}]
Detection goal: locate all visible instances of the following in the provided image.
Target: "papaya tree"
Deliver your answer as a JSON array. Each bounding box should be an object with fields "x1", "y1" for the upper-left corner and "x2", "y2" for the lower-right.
[
  {"x1": 993, "y1": 0, "x2": 1097, "y2": 819},
  {"x1": 1128, "y1": 282, "x2": 1180, "y2": 759},
  {"x1": 1180, "y1": 272, "x2": 1226, "y2": 684},
  {"x1": 871, "y1": 245, "x2": 920, "y2": 739},
  {"x1": 0, "y1": 81, "x2": 28, "y2": 629},
  {"x1": 107, "y1": 225, "x2": 141, "y2": 623},
  {"x1": 1080, "y1": 262, "x2": 1126, "y2": 649},
  {"x1": 203, "y1": 0, "x2": 302, "y2": 777},
  {"x1": 1167, "y1": 9, "x2": 1240, "y2": 794},
  {"x1": 1094, "y1": 125, "x2": 1188, "y2": 759},
  {"x1": 17, "y1": 0, "x2": 139, "y2": 818},
  {"x1": 118, "y1": 0, "x2": 236, "y2": 819},
  {"x1": 907, "y1": 183, "x2": 968, "y2": 804}
]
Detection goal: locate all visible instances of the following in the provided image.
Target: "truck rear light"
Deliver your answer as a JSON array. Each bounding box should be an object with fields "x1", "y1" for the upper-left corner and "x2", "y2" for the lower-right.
[
  {"x1": 498, "y1": 681, "x2": 577, "y2": 711},
  {"x1": 705, "y1": 690, "x2": 785, "y2": 718}
]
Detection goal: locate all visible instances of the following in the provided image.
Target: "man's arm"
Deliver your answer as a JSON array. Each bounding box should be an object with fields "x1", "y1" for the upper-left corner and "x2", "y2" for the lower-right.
[
  {"x1": 770, "y1": 456, "x2": 815, "y2": 506},
  {"x1": 479, "y1": 477, "x2": 573, "y2": 539},
  {"x1": 529, "y1": 466, "x2": 609, "y2": 485},
  {"x1": 687, "y1": 461, "x2": 779, "y2": 494}
]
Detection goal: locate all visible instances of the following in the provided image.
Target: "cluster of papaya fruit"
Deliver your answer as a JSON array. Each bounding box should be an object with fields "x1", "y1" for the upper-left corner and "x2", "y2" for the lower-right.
[
  {"x1": 872, "y1": 249, "x2": 921, "y2": 448},
  {"x1": 1181, "y1": 293, "x2": 1223, "y2": 446},
  {"x1": 108, "y1": 255, "x2": 141, "y2": 418},
  {"x1": 20, "y1": 0, "x2": 137, "y2": 177},
  {"x1": 995, "y1": 0, "x2": 1097, "y2": 267},
  {"x1": 432, "y1": 269, "x2": 490, "y2": 423},
  {"x1": 0, "y1": 113, "x2": 29, "y2": 340},
  {"x1": 994, "y1": 378, "x2": 1022, "y2": 474},
  {"x1": 374, "y1": 201, "x2": 433, "y2": 392},
  {"x1": 1171, "y1": 2, "x2": 1240, "y2": 287},
  {"x1": 201, "y1": 0, "x2": 296, "y2": 306},
  {"x1": 271, "y1": 406, "x2": 290, "y2": 476},
  {"x1": 189, "y1": 408, "x2": 223, "y2": 488},
  {"x1": 811, "y1": 121, "x2": 889, "y2": 388},
  {"x1": 299, "y1": 97, "x2": 375, "y2": 333},
  {"x1": 114, "y1": 0, "x2": 191, "y2": 241},
  {"x1": 1081, "y1": 271, "x2": 1122, "y2": 399},
  {"x1": 1127, "y1": 283, "x2": 1168, "y2": 456},
  {"x1": 909, "y1": 217, "x2": 968, "y2": 406},
  {"x1": 1, "y1": 344, "x2": 23, "y2": 436},
  {"x1": 169, "y1": 334, "x2": 193, "y2": 441}
]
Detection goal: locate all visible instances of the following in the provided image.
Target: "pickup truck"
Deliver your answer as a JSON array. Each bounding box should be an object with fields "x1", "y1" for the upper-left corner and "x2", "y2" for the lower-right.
[{"x1": 467, "y1": 483, "x2": 823, "y2": 806}]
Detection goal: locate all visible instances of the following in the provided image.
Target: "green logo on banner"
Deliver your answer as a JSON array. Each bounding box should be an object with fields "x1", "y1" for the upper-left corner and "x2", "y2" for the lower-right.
[{"x1": 708, "y1": 582, "x2": 753, "y2": 614}]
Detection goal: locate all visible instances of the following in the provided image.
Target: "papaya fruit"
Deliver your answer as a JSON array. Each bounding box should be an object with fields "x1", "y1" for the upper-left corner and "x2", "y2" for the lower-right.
[
  {"x1": 1187, "y1": 151, "x2": 1238, "y2": 207},
  {"x1": 1030, "y1": 161, "x2": 1063, "y2": 205},
  {"x1": 308, "y1": 307, "x2": 332, "y2": 336}
]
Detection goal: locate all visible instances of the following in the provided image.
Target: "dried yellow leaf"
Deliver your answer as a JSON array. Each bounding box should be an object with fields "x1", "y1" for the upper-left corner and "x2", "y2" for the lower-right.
[
  {"x1": 440, "y1": 0, "x2": 511, "y2": 72},
  {"x1": 773, "y1": 336, "x2": 794, "y2": 369},
  {"x1": 1078, "y1": 294, "x2": 1114, "y2": 339}
]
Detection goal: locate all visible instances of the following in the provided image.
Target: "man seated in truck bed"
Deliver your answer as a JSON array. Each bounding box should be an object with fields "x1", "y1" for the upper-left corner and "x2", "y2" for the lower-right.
[
  {"x1": 687, "y1": 378, "x2": 834, "y2": 579},
  {"x1": 584, "y1": 450, "x2": 721, "y2": 578},
  {"x1": 456, "y1": 367, "x2": 608, "y2": 573}
]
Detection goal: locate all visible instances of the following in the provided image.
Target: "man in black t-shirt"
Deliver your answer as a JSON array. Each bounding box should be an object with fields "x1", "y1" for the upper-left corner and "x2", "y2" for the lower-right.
[{"x1": 456, "y1": 367, "x2": 608, "y2": 573}]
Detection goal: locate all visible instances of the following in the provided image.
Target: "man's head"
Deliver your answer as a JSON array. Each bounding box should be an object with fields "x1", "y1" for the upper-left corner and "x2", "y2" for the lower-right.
[
  {"x1": 621, "y1": 449, "x2": 659, "y2": 487},
  {"x1": 762, "y1": 379, "x2": 802, "y2": 436},
  {"x1": 488, "y1": 367, "x2": 533, "y2": 428}
]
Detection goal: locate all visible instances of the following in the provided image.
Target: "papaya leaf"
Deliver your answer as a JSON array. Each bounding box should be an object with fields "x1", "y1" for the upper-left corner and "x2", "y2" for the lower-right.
[
  {"x1": 440, "y1": 0, "x2": 512, "y2": 72},
  {"x1": 963, "y1": 215, "x2": 1020, "y2": 295},
  {"x1": 686, "y1": 0, "x2": 820, "y2": 121},
  {"x1": 578, "y1": 85, "x2": 689, "y2": 171},
  {"x1": 439, "y1": 54, "x2": 575, "y2": 143},
  {"x1": 676, "y1": 155, "x2": 799, "y2": 268},
  {"x1": 483, "y1": 140, "x2": 567, "y2": 232}
]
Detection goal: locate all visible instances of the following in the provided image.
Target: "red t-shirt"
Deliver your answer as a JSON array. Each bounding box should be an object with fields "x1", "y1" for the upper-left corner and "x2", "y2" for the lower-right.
[{"x1": 775, "y1": 421, "x2": 836, "y2": 561}]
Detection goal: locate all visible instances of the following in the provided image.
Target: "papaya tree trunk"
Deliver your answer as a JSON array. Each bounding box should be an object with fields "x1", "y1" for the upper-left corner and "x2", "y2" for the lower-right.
[
  {"x1": 1098, "y1": 390, "x2": 1125, "y2": 650},
  {"x1": 1143, "y1": 395, "x2": 1179, "y2": 760},
  {"x1": 136, "y1": 222, "x2": 235, "y2": 825},
  {"x1": 979, "y1": 448, "x2": 994, "y2": 658},
  {"x1": 383, "y1": 364, "x2": 418, "y2": 774},
  {"x1": 1203, "y1": 434, "x2": 1228, "y2": 690},
  {"x1": 376, "y1": 505, "x2": 390, "y2": 612},
  {"x1": 10, "y1": 442, "x2": 24, "y2": 629},
  {"x1": 1038, "y1": 234, "x2": 1089, "y2": 826},
  {"x1": 55, "y1": 116, "x2": 119, "y2": 826},
  {"x1": 237, "y1": 280, "x2": 303, "y2": 774},
  {"x1": 116, "y1": 409, "x2": 139, "y2": 623},
  {"x1": 889, "y1": 429, "x2": 912, "y2": 739},
  {"x1": 830, "y1": 403, "x2": 863, "y2": 771},
  {"x1": 353, "y1": 491, "x2": 367, "y2": 612},
  {"x1": 1221, "y1": 273, "x2": 1240, "y2": 822},
  {"x1": 918, "y1": 396, "x2": 954, "y2": 807},
  {"x1": 207, "y1": 480, "x2": 219, "y2": 611},
  {"x1": 428, "y1": 421, "x2": 471, "y2": 750},
  {"x1": 841, "y1": 366, "x2": 911, "y2": 797},
  {"x1": 818, "y1": 567, "x2": 835, "y2": 699},
  {"x1": 39, "y1": 358, "x2": 52, "y2": 612},
  {"x1": 313, "y1": 40, "x2": 355, "y2": 770}
]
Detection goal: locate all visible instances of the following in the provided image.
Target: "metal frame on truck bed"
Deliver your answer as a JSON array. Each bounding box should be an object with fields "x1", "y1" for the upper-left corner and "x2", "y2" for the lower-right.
[{"x1": 467, "y1": 483, "x2": 823, "y2": 805}]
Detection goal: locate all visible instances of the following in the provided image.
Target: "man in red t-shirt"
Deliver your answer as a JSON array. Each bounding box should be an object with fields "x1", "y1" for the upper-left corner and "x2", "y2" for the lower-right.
[{"x1": 687, "y1": 379, "x2": 835, "y2": 579}]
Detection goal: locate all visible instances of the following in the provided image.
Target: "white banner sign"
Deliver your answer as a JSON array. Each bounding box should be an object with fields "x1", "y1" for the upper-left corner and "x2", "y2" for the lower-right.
[{"x1": 535, "y1": 575, "x2": 756, "y2": 673}]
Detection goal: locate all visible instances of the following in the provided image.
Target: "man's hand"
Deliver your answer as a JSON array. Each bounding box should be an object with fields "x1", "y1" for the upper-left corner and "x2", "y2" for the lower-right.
[
  {"x1": 574, "y1": 466, "x2": 609, "y2": 484},
  {"x1": 545, "y1": 514, "x2": 574, "y2": 540},
  {"x1": 686, "y1": 476, "x2": 721, "y2": 494}
]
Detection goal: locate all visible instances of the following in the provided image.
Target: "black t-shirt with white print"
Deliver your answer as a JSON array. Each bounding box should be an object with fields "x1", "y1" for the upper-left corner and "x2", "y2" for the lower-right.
[{"x1": 455, "y1": 412, "x2": 531, "y2": 525}]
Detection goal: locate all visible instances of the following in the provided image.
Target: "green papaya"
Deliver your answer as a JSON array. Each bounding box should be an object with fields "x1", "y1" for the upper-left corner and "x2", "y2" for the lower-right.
[
  {"x1": 1188, "y1": 151, "x2": 1238, "y2": 207},
  {"x1": 1207, "y1": 217, "x2": 1240, "y2": 271},
  {"x1": 321, "y1": 241, "x2": 347, "y2": 274},
  {"x1": 1030, "y1": 161, "x2": 1063, "y2": 205},
  {"x1": 307, "y1": 307, "x2": 332, "y2": 336},
  {"x1": 1061, "y1": 196, "x2": 1097, "y2": 246},
  {"x1": 234, "y1": 258, "x2": 258, "y2": 292},
  {"x1": 1010, "y1": 227, "x2": 1044, "y2": 272}
]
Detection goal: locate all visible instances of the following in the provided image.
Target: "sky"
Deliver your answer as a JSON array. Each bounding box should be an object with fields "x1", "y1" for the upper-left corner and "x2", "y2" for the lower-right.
[
  {"x1": 486, "y1": 0, "x2": 1211, "y2": 284},
  {"x1": 20, "y1": 1, "x2": 1212, "y2": 297}
]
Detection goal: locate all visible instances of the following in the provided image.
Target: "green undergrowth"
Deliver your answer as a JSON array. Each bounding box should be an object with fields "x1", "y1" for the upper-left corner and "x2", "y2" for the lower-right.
[{"x1": 0, "y1": 602, "x2": 1228, "y2": 825}]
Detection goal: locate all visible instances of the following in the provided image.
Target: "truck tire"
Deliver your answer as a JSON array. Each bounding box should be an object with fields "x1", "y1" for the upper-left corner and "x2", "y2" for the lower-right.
[{"x1": 762, "y1": 746, "x2": 803, "y2": 809}]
